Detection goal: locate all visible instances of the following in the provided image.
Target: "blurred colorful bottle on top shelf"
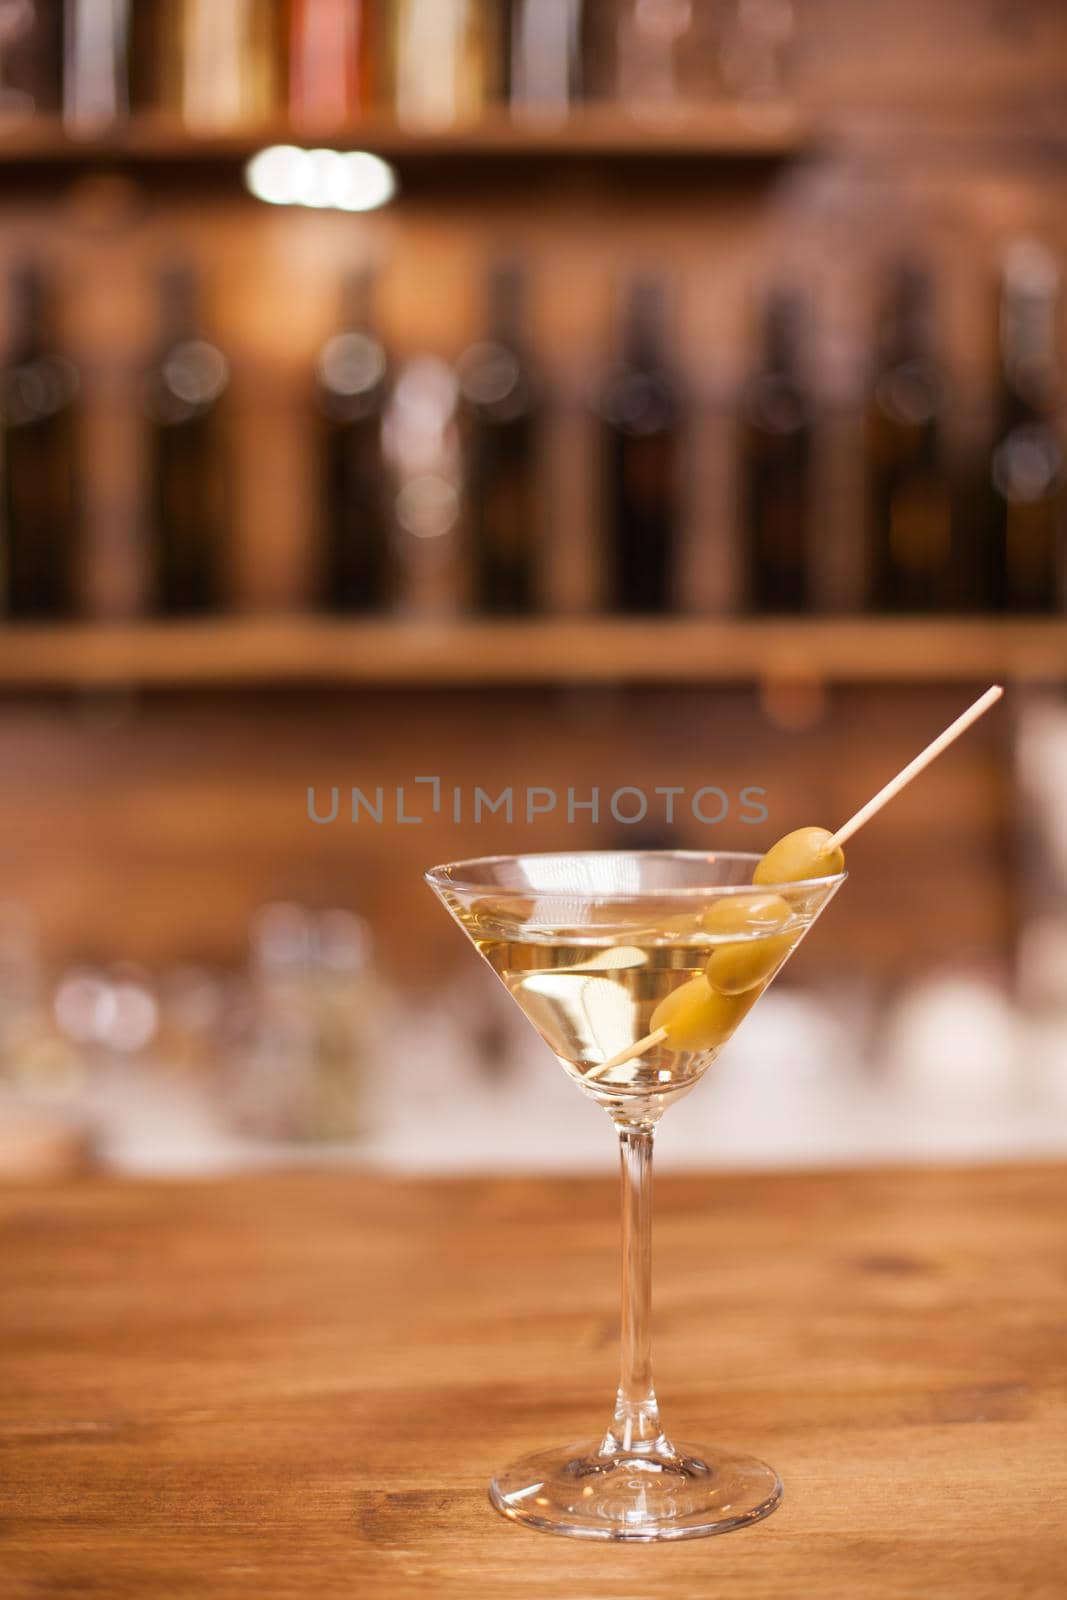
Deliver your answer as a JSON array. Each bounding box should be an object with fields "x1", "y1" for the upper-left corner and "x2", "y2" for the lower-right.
[
  {"x1": 615, "y1": 0, "x2": 698, "y2": 120},
  {"x1": 507, "y1": 0, "x2": 584, "y2": 124},
  {"x1": 1, "y1": 260, "x2": 81, "y2": 620},
  {"x1": 142, "y1": 262, "x2": 230, "y2": 615},
  {"x1": 177, "y1": 0, "x2": 281, "y2": 132},
  {"x1": 289, "y1": 0, "x2": 373, "y2": 131},
  {"x1": 742, "y1": 287, "x2": 812, "y2": 613},
  {"x1": 717, "y1": 0, "x2": 797, "y2": 102},
  {"x1": 865, "y1": 260, "x2": 954, "y2": 613},
  {"x1": 984, "y1": 240, "x2": 1065, "y2": 613},
  {"x1": 598, "y1": 276, "x2": 683, "y2": 614},
  {"x1": 0, "y1": 0, "x2": 61, "y2": 121},
  {"x1": 458, "y1": 262, "x2": 542, "y2": 614},
  {"x1": 315, "y1": 265, "x2": 393, "y2": 613},
  {"x1": 63, "y1": 0, "x2": 129, "y2": 135},
  {"x1": 391, "y1": 0, "x2": 500, "y2": 129}
]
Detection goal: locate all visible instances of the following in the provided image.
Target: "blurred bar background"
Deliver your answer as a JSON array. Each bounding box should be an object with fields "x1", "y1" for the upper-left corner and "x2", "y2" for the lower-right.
[{"x1": 0, "y1": 0, "x2": 1065, "y2": 1179}]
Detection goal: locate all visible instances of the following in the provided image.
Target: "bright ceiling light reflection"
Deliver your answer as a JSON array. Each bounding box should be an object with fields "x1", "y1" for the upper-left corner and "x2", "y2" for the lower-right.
[{"x1": 245, "y1": 145, "x2": 397, "y2": 212}]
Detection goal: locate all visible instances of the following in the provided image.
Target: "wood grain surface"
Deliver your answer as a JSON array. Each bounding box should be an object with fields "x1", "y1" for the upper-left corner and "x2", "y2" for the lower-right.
[{"x1": 2, "y1": 1164, "x2": 1065, "y2": 1599}]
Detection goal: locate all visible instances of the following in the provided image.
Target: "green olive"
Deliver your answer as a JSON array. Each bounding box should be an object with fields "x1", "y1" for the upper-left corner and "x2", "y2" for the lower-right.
[
  {"x1": 705, "y1": 932, "x2": 794, "y2": 995},
  {"x1": 650, "y1": 976, "x2": 756, "y2": 1054},
  {"x1": 701, "y1": 892, "x2": 792, "y2": 936},
  {"x1": 701, "y1": 892, "x2": 795, "y2": 995},
  {"x1": 753, "y1": 826, "x2": 845, "y2": 888}
]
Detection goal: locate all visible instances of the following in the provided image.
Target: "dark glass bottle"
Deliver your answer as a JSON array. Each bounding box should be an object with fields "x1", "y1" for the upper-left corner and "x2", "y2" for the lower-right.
[
  {"x1": 742, "y1": 289, "x2": 812, "y2": 614},
  {"x1": 457, "y1": 264, "x2": 541, "y2": 615},
  {"x1": 866, "y1": 262, "x2": 953, "y2": 612},
  {"x1": 315, "y1": 268, "x2": 391, "y2": 613},
  {"x1": 0, "y1": 1, "x2": 62, "y2": 119},
  {"x1": 599, "y1": 277, "x2": 682, "y2": 614},
  {"x1": 984, "y1": 241, "x2": 1064, "y2": 613},
  {"x1": 143, "y1": 263, "x2": 230, "y2": 615},
  {"x1": 1, "y1": 261, "x2": 80, "y2": 619}
]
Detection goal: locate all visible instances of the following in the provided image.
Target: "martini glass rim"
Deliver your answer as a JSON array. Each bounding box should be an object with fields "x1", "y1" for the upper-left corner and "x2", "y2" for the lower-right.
[{"x1": 424, "y1": 848, "x2": 847, "y2": 901}]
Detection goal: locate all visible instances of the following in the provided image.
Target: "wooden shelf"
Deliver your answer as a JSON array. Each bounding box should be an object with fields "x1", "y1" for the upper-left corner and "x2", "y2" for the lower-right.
[
  {"x1": 0, "y1": 616, "x2": 1062, "y2": 691},
  {"x1": 0, "y1": 105, "x2": 810, "y2": 168}
]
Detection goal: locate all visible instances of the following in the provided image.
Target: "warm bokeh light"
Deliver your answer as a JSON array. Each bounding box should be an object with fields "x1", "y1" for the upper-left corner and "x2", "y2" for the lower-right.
[{"x1": 244, "y1": 146, "x2": 397, "y2": 212}]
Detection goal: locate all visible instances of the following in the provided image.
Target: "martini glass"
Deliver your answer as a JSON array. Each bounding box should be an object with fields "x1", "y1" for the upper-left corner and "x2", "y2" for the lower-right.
[{"x1": 426, "y1": 849, "x2": 845, "y2": 1542}]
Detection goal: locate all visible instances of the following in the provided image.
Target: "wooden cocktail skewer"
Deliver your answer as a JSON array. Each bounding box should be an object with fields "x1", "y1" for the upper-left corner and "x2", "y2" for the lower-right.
[
  {"x1": 586, "y1": 683, "x2": 1004, "y2": 1082},
  {"x1": 822, "y1": 682, "x2": 1003, "y2": 850}
]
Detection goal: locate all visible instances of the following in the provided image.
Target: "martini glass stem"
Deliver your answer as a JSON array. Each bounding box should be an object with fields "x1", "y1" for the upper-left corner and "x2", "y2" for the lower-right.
[{"x1": 602, "y1": 1124, "x2": 666, "y2": 1456}]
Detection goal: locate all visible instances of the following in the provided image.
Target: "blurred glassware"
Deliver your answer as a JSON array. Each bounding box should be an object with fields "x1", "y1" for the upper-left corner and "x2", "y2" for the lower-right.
[
  {"x1": 225, "y1": 901, "x2": 384, "y2": 1143},
  {"x1": 882, "y1": 971, "x2": 1020, "y2": 1118},
  {"x1": 63, "y1": 0, "x2": 129, "y2": 136},
  {"x1": 508, "y1": 0, "x2": 583, "y2": 125},
  {"x1": 1015, "y1": 690, "x2": 1067, "y2": 1015},
  {"x1": 53, "y1": 961, "x2": 159, "y2": 1063},
  {"x1": 155, "y1": 962, "x2": 228, "y2": 1074},
  {"x1": 615, "y1": 0, "x2": 696, "y2": 121},
  {"x1": 392, "y1": 0, "x2": 500, "y2": 130},
  {"x1": 717, "y1": 0, "x2": 796, "y2": 102},
  {"x1": 0, "y1": 903, "x2": 82, "y2": 1094}
]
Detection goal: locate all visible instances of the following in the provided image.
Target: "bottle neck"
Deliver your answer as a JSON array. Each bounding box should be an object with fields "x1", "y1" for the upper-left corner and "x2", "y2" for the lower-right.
[
  {"x1": 761, "y1": 294, "x2": 804, "y2": 381},
  {"x1": 622, "y1": 281, "x2": 668, "y2": 370},
  {"x1": 486, "y1": 266, "x2": 525, "y2": 349},
  {"x1": 338, "y1": 268, "x2": 377, "y2": 334},
  {"x1": 999, "y1": 243, "x2": 1061, "y2": 410},
  {"x1": 1001, "y1": 295, "x2": 1059, "y2": 409},
  {"x1": 157, "y1": 267, "x2": 201, "y2": 349},
  {"x1": 878, "y1": 267, "x2": 936, "y2": 369},
  {"x1": 8, "y1": 267, "x2": 51, "y2": 363}
]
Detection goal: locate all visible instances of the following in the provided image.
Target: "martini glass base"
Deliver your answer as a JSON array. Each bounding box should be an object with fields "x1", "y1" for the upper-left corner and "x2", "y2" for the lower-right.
[{"x1": 489, "y1": 1439, "x2": 782, "y2": 1542}]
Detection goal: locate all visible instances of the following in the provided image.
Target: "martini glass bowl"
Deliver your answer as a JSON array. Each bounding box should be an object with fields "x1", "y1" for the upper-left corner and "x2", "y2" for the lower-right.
[{"x1": 426, "y1": 849, "x2": 845, "y2": 1542}]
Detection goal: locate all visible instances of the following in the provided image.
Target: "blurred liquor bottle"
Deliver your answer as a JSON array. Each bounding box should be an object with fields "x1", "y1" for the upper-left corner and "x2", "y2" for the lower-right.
[
  {"x1": 142, "y1": 263, "x2": 230, "y2": 615},
  {"x1": 0, "y1": 0, "x2": 61, "y2": 121},
  {"x1": 457, "y1": 264, "x2": 541, "y2": 615},
  {"x1": 170, "y1": 0, "x2": 281, "y2": 130},
  {"x1": 865, "y1": 261, "x2": 954, "y2": 613},
  {"x1": 127, "y1": 0, "x2": 175, "y2": 114},
  {"x1": 982, "y1": 241, "x2": 1065, "y2": 613},
  {"x1": 507, "y1": 0, "x2": 583, "y2": 123},
  {"x1": 741, "y1": 288, "x2": 812, "y2": 613},
  {"x1": 598, "y1": 276, "x2": 682, "y2": 614},
  {"x1": 391, "y1": 0, "x2": 500, "y2": 129},
  {"x1": 315, "y1": 267, "x2": 392, "y2": 613},
  {"x1": 615, "y1": 0, "x2": 698, "y2": 118},
  {"x1": 289, "y1": 0, "x2": 373, "y2": 130},
  {"x1": 63, "y1": 0, "x2": 128, "y2": 134},
  {"x1": 1, "y1": 261, "x2": 80, "y2": 619},
  {"x1": 717, "y1": 0, "x2": 797, "y2": 102},
  {"x1": 384, "y1": 354, "x2": 463, "y2": 616}
]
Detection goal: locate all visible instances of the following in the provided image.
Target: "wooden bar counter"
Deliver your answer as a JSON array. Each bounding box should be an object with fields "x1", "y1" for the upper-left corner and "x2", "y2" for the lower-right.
[{"x1": 2, "y1": 1164, "x2": 1065, "y2": 1598}]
